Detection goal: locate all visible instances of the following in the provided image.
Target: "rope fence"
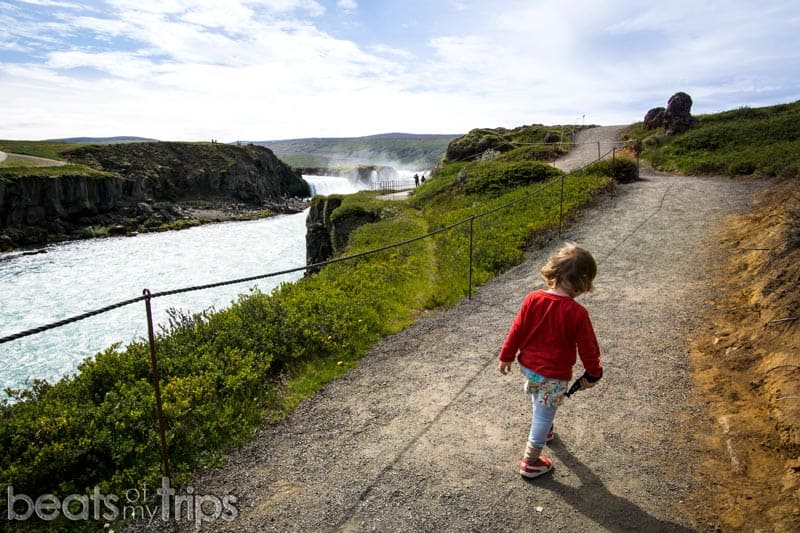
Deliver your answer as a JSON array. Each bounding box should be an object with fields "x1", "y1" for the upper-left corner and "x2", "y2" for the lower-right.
[{"x1": 1, "y1": 139, "x2": 634, "y2": 479}]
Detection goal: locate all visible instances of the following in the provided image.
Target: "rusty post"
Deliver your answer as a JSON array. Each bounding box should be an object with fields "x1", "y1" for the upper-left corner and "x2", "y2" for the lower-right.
[
  {"x1": 143, "y1": 289, "x2": 171, "y2": 480},
  {"x1": 468, "y1": 216, "x2": 475, "y2": 300},
  {"x1": 559, "y1": 173, "x2": 566, "y2": 237}
]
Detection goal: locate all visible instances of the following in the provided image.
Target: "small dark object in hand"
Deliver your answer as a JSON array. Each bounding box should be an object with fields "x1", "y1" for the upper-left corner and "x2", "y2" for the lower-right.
[{"x1": 565, "y1": 369, "x2": 603, "y2": 397}]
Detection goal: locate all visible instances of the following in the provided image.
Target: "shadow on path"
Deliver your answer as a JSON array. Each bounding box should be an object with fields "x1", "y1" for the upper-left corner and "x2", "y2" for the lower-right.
[{"x1": 528, "y1": 439, "x2": 694, "y2": 532}]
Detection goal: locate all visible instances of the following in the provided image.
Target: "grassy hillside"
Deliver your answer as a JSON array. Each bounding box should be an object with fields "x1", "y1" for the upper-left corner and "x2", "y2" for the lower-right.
[
  {"x1": 257, "y1": 133, "x2": 460, "y2": 169},
  {"x1": 624, "y1": 100, "x2": 800, "y2": 178},
  {"x1": 0, "y1": 139, "x2": 83, "y2": 161},
  {"x1": 47, "y1": 136, "x2": 158, "y2": 143}
]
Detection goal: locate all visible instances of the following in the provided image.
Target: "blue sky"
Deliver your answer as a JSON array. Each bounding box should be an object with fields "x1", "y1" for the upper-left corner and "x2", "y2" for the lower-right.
[{"x1": 1, "y1": 0, "x2": 798, "y2": 141}]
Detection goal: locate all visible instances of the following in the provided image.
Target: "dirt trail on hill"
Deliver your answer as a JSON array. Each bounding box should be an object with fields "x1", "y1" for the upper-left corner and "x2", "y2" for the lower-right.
[
  {"x1": 0, "y1": 152, "x2": 67, "y2": 166},
  {"x1": 127, "y1": 126, "x2": 767, "y2": 532}
]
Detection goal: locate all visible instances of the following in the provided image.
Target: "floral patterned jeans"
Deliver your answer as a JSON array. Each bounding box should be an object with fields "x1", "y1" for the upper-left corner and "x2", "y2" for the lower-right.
[{"x1": 521, "y1": 367, "x2": 568, "y2": 449}]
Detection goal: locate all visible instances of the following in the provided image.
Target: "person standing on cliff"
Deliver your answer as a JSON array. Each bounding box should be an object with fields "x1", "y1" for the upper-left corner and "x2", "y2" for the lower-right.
[{"x1": 497, "y1": 243, "x2": 603, "y2": 478}]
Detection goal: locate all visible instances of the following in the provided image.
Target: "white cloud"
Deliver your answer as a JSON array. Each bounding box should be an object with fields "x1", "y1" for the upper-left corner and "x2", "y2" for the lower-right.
[
  {"x1": 336, "y1": 0, "x2": 357, "y2": 11},
  {"x1": 14, "y1": 0, "x2": 83, "y2": 7},
  {"x1": 0, "y1": 0, "x2": 798, "y2": 139}
]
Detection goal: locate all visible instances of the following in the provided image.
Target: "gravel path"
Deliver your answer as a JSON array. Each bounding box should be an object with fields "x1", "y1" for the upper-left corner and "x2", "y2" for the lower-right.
[
  {"x1": 126, "y1": 127, "x2": 766, "y2": 532},
  {"x1": 0, "y1": 152, "x2": 66, "y2": 166}
]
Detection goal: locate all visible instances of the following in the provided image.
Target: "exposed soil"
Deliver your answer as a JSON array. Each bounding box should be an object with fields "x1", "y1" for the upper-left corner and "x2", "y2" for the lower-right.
[
  {"x1": 687, "y1": 181, "x2": 800, "y2": 531},
  {"x1": 124, "y1": 126, "x2": 794, "y2": 532}
]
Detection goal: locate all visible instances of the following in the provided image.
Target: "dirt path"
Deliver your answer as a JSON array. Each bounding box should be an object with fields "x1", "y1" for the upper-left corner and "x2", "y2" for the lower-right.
[
  {"x1": 127, "y1": 127, "x2": 766, "y2": 532},
  {"x1": 0, "y1": 152, "x2": 67, "y2": 166}
]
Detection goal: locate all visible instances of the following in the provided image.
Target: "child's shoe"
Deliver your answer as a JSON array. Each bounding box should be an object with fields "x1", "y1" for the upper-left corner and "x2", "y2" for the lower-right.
[{"x1": 519, "y1": 456, "x2": 553, "y2": 478}]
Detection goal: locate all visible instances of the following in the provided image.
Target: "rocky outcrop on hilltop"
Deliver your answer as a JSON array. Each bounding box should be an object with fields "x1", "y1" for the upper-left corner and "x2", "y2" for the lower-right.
[
  {"x1": 0, "y1": 142, "x2": 310, "y2": 249},
  {"x1": 643, "y1": 107, "x2": 666, "y2": 130},
  {"x1": 664, "y1": 92, "x2": 694, "y2": 135},
  {"x1": 643, "y1": 92, "x2": 694, "y2": 134}
]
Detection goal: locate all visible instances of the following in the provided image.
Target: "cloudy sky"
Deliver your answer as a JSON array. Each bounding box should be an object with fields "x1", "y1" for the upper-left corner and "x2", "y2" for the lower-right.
[{"x1": 1, "y1": 0, "x2": 798, "y2": 141}]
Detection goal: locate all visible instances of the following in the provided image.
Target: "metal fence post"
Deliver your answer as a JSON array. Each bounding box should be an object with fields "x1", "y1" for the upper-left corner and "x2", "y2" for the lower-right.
[
  {"x1": 143, "y1": 289, "x2": 171, "y2": 480},
  {"x1": 558, "y1": 173, "x2": 566, "y2": 237},
  {"x1": 597, "y1": 141, "x2": 601, "y2": 160},
  {"x1": 637, "y1": 153, "x2": 640, "y2": 179},
  {"x1": 468, "y1": 216, "x2": 475, "y2": 300}
]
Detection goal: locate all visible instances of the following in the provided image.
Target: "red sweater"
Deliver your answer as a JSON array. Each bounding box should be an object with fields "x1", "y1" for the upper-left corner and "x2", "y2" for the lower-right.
[{"x1": 499, "y1": 290, "x2": 602, "y2": 381}]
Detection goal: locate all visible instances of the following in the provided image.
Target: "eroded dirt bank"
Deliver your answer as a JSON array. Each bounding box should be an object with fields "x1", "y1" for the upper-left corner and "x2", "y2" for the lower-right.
[{"x1": 688, "y1": 181, "x2": 800, "y2": 531}]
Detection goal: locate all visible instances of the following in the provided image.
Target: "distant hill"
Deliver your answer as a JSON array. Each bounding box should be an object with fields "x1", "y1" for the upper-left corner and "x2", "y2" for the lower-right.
[
  {"x1": 251, "y1": 132, "x2": 461, "y2": 170},
  {"x1": 48, "y1": 136, "x2": 159, "y2": 143}
]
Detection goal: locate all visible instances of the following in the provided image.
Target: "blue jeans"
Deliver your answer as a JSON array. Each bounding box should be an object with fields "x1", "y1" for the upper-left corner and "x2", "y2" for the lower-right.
[
  {"x1": 528, "y1": 398, "x2": 557, "y2": 449},
  {"x1": 522, "y1": 369, "x2": 567, "y2": 449}
]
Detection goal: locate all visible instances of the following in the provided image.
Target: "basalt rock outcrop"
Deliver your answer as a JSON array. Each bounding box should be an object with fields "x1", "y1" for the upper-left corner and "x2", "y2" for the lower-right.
[
  {"x1": 643, "y1": 107, "x2": 666, "y2": 130},
  {"x1": 0, "y1": 142, "x2": 310, "y2": 249},
  {"x1": 664, "y1": 92, "x2": 694, "y2": 135},
  {"x1": 305, "y1": 195, "x2": 379, "y2": 273},
  {"x1": 643, "y1": 92, "x2": 694, "y2": 135}
]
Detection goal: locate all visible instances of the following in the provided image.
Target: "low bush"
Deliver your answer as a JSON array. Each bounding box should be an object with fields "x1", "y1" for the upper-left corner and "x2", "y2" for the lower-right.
[
  {"x1": 461, "y1": 160, "x2": 563, "y2": 196},
  {"x1": 574, "y1": 158, "x2": 639, "y2": 183}
]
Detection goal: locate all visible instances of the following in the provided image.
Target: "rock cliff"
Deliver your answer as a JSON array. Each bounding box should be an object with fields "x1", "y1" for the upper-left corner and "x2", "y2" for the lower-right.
[
  {"x1": 305, "y1": 195, "x2": 379, "y2": 272},
  {"x1": 0, "y1": 142, "x2": 310, "y2": 249}
]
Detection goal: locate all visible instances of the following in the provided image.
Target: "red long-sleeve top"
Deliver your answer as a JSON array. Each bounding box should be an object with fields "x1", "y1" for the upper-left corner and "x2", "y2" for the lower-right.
[{"x1": 499, "y1": 290, "x2": 602, "y2": 381}]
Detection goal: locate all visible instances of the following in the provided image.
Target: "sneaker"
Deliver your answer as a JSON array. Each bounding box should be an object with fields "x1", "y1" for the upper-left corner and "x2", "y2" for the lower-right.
[{"x1": 519, "y1": 456, "x2": 553, "y2": 478}]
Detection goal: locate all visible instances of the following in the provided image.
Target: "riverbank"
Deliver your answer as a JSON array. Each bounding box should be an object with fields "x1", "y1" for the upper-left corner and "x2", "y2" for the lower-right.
[
  {"x1": 0, "y1": 141, "x2": 311, "y2": 252},
  {"x1": 0, "y1": 196, "x2": 309, "y2": 253}
]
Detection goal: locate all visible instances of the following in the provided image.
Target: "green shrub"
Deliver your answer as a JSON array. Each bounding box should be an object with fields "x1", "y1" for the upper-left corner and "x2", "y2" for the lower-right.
[
  {"x1": 574, "y1": 158, "x2": 639, "y2": 183},
  {"x1": 496, "y1": 144, "x2": 565, "y2": 163},
  {"x1": 462, "y1": 160, "x2": 563, "y2": 196}
]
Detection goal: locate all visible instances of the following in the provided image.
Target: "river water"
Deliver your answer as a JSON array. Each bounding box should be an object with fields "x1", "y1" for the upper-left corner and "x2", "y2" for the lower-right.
[{"x1": 0, "y1": 175, "x2": 368, "y2": 394}]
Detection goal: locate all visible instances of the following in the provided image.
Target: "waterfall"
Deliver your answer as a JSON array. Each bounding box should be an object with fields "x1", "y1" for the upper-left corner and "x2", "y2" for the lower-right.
[{"x1": 304, "y1": 175, "x2": 363, "y2": 196}]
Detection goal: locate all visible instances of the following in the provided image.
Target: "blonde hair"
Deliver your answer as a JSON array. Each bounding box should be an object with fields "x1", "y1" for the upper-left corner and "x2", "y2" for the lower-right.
[{"x1": 540, "y1": 242, "x2": 597, "y2": 294}]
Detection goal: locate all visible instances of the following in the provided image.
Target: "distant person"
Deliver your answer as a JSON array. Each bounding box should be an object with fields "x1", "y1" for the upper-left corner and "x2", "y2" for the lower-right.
[
  {"x1": 420, "y1": 175, "x2": 426, "y2": 184},
  {"x1": 497, "y1": 243, "x2": 603, "y2": 478},
  {"x1": 65, "y1": 154, "x2": 72, "y2": 164},
  {"x1": 413, "y1": 173, "x2": 419, "y2": 187}
]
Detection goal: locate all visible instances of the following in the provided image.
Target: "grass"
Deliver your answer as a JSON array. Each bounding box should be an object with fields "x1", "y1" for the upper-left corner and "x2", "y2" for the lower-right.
[
  {"x1": 0, "y1": 140, "x2": 83, "y2": 161},
  {"x1": 624, "y1": 100, "x2": 800, "y2": 178},
  {"x1": 0, "y1": 155, "x2": 54, "y2": 168}
]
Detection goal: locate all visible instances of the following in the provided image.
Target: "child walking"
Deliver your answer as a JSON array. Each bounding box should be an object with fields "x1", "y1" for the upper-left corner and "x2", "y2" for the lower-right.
[{"x1": 498, "y1": 243, "x2": 603, "y2": 478}]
